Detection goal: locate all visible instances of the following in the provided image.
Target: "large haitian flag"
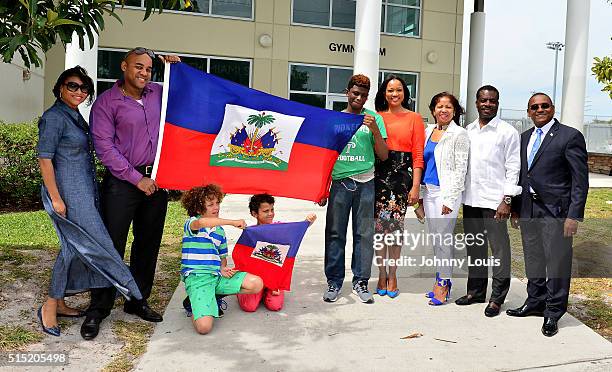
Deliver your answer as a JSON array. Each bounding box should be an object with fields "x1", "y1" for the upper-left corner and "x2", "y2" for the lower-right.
[
  {"x1": 152, "y1": 62, "x2": 364, "y2": 202},
  {"x1": 232, "y1": 222, "x2": 309, "y2": 291}
]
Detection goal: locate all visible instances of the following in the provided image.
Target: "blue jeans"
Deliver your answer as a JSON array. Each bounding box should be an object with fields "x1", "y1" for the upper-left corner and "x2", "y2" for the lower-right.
[{"x1": 324, "y1": 178, "x2": 375, "y2": 289}]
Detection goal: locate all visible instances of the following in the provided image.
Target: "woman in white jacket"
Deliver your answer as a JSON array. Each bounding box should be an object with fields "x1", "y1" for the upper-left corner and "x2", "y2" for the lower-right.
[{"x1": 417, "y1": 92, "x2": 469, "y2": 305}]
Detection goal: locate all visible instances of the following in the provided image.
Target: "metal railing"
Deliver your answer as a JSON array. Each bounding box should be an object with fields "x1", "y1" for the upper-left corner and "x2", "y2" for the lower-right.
[{"x1": 498, "y1": 109, "x2": 612, "y2": 154}]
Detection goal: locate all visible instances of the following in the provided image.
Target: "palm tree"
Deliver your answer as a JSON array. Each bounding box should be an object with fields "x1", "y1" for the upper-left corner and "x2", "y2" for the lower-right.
[{"x1": 246, "y1": 112, "x2": 275, "y2": 153}]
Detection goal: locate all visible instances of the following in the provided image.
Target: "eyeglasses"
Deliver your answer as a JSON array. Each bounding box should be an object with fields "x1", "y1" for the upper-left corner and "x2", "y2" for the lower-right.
[
  {"x1": 125, "y1": 47, "x2": 156, "y2": 61},
  {"x1": 64, "y1": 82, "x2": 91, "y2": 94},
  {"x1": 529, "y1": 103, "x2": 551, "y2": 111}
]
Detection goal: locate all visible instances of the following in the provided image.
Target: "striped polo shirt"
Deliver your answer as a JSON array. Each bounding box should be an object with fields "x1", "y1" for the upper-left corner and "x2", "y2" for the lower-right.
[{"x1": 181, "y1": 216, "x2": 228, "y2": 277}]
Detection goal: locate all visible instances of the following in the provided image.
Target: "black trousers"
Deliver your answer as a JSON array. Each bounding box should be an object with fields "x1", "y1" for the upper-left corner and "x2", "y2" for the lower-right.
[
  {"x1": 519, "y1": 202, "x2": 573, "y2": 320},
  {"x1": 87, "y1": 173, "x2": 168, "y2": 319},
  {"x1": 462, "y1": 205, "x2": 512, "y2": 304}
]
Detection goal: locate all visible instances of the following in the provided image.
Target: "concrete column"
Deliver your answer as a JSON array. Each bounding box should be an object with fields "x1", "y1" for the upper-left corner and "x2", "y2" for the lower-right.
[
  {"x1": 560, "y1": 0, "x2": 590, "y2": 132},
  {"x1": 354, "y1": 0, "x2": 382, "y2": 110},
  {"x1": 466, "y1": 1, "x2": 485, "y2": 124},
  {"x1": 65, "y1": 32, "x2": 98, "y2": 121}
]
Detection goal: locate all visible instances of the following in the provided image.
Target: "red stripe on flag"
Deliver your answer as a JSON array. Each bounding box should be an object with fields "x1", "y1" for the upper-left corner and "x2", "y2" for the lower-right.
[
  {"x1": 155, "y1": 123, "x2": 337, "y2": 201},
  {"x1": 232, "y1": 243, "x2": 296, "y2": 291}
]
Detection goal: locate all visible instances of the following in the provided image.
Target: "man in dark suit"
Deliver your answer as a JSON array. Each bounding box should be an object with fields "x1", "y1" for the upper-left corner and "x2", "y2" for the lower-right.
[{"x1": 507, "y1": 93, "x2": 588, "y2": 337}]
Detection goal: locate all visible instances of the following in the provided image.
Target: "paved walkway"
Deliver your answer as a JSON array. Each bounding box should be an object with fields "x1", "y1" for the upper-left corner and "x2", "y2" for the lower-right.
[
  {"x1": 589, "y1": 173, "x2": 612, "y2": 188},
  {"x1": 137, "y1": 195, "x2": 612, "y2": 372}
]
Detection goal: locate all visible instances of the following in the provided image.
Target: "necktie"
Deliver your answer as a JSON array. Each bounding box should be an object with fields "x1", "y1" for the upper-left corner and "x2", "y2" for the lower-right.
[{"x1": 527, "y1": 128, "x2": 543, "y2": 169}]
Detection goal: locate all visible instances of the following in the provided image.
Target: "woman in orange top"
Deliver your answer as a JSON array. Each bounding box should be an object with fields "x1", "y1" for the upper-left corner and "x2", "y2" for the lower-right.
[{"x1": 373, "y1": 75, "x2": 425, "y2": 298}]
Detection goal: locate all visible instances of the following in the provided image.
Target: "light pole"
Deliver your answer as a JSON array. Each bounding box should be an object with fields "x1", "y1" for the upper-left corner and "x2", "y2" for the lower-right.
[{"x1": 546, "y1": 41, "x2": 564, "y2": 104}]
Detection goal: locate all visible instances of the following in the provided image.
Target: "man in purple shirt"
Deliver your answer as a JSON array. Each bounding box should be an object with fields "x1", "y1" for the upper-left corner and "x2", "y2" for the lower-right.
[{"x1": 82, "y1": 48, "x2": 179, "y2": 340}]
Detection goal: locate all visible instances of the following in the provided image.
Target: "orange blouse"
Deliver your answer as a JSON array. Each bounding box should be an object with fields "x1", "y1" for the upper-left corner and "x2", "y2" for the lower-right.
[{"x1": 377, "y1": 111, "x2": 425, "y2": 169}]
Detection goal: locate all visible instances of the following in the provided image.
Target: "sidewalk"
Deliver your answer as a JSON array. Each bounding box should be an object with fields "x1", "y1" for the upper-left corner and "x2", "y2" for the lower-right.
[
  {"x1": 589, "y1": 173, "x2": 612, "y2": 188},
  {"x1": 136, "y1": 195, "x2": 612, "y2": 372}
]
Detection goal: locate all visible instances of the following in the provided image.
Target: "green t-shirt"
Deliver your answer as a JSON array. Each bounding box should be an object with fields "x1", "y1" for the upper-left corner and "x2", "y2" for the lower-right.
[{"x1": 332, "y1": 108, "x2": 387, "y2": 180}]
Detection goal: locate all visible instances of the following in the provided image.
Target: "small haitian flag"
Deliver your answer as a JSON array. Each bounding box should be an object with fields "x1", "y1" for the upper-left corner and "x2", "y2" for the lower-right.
[
  {"x1": 152, "y1": 62, "x2": 364, "y2": 202},
  {"x1": 232, "y1": 222, "x2": 310, "y2": 291}
]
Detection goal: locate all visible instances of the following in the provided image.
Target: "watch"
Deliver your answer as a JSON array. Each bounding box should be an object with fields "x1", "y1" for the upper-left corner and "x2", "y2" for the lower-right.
[{"x1": 503, "y1": 196, "x2": 512, "y2": 205}]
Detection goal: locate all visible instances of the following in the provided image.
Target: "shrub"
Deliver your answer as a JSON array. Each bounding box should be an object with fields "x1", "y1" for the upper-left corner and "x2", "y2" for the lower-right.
[
  {"x1": 0, "y1": 120, "x2": 107, "y2": 211},
  {"x1": 0, "y1": 120, "x2": 42, "y2": 211}
]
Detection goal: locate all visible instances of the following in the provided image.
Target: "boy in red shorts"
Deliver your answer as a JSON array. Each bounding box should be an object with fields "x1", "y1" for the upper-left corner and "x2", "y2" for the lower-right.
[{"x1": 237, "y1": 194, "x2": 316, "y2": 312}]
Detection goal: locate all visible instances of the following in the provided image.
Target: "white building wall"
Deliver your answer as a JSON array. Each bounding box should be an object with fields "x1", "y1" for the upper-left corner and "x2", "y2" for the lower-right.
[{"x1": 0, "y1": 56, "x2": 44, "y2": 123}]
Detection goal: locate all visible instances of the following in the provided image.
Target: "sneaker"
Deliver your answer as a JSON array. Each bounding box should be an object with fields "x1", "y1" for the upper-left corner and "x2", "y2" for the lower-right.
[
  {"x1": 323, "y1": 284, "x2": 341, "y2": 302},
  {"x1": 183, "y1": 295, "x2": 227, "y2": 317},
  {"x1": 216, "y1": 295, "x2": 227, "y2": 318},
  {"x1": 182, "y1": 296, "x2": 192, "y2": 317},
  {"x1": 352, "y1": 281, "x2": 374, "y2": 304}
]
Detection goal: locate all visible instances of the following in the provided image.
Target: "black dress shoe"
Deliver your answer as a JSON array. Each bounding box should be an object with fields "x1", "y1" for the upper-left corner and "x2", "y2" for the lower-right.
[
  {"x1": 484, "y1": 302, "x2": 501, "y2": 317},
  {"x1": 506, "y1": 303, "x2": 545, "y2": 317},
  {"x1": 455, "y1": 294, "x2": 486, "y2": 306},
  {"x1": 124, "y1": 303, "x2": 163, "y2": 322},
  {"x1": 542, "y1": 317, "x2": 559, "y2": 337},
  {"x1": 81, "y1": 317, "x2": 101, "y2": 340}
]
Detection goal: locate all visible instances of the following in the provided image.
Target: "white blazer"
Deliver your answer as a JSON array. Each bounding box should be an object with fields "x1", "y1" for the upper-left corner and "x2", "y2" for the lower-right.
[{"x1": 421, "y1": 121, "x2": 470, "y2": 208}]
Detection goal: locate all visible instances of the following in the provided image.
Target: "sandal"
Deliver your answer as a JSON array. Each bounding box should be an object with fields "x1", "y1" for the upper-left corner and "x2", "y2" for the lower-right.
[
  {"x1": 425, "y1": 272, "x2": 440, "y2": 298},
  {"x1": 428, "y1": 278, "x2": 452, "y2": 306}
]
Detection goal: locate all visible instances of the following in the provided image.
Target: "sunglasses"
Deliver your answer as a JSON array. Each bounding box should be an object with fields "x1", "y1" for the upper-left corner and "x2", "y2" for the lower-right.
[
  {"x1": 529, "y1": 103, "x2": 551, "y2": 111},
  {"x1": 125, "y1": 47, "x2": 156, "y2": 61},
  {"x1": 64, "y1": 82, "x2": 91, "y2": 94}
]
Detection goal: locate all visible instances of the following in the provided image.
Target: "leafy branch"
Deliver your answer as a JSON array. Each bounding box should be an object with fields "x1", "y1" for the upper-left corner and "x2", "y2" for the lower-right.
[{"x1": 0, "y1": 0, "x2": 182, "y2": 69}]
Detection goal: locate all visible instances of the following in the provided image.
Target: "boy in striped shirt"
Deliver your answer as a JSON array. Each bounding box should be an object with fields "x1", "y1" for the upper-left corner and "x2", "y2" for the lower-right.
[{"x1": 180, "y1": 184, "x2": 263, "y2": 335}]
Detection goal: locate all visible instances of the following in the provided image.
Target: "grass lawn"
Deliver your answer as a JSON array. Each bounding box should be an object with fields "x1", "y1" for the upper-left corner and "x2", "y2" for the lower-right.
[
  {"x1": 0, "y1": 189, "x2": 610, "y2": 370},
  {"x1": 0, "y1": 202, "x2": 186, "y2": 371}
]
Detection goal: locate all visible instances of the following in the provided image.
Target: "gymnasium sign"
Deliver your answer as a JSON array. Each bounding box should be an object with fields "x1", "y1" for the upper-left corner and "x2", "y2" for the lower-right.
[{"x1": 328, "y1": 42, "x2": 387, "y2": 56}]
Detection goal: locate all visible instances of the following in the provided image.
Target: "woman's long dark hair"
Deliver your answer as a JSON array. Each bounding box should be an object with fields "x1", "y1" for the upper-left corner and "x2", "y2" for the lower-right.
[
  {"x1": 428, "y1": 92, "x2": 464, "y2": 125},
  {"x1": 374, "y1": 74, "x2": 412, "y2": 112},
  {"x1": 52, "y1": 65, "x2": 95, "y2": 105}
]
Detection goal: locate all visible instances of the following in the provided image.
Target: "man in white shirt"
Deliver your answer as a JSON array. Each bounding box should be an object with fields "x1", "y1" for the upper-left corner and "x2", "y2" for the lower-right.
[{"x1": 456, "y1": 85, "x2": 521, "y2": 317}]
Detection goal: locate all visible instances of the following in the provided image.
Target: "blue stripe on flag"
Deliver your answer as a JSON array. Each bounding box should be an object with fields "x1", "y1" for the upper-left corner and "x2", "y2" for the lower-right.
[
  {"x1": 236, "y1": 221, "x2": 309, "y2": 258},
  {"x1": 165, "y1": 63, "x2": 364, "y2": 153}
]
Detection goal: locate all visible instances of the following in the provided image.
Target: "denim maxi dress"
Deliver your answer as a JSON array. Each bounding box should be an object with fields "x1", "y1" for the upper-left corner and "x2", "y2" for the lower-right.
[{"x1": 37, "y1": 100, "x2": 142, "y2": 300}]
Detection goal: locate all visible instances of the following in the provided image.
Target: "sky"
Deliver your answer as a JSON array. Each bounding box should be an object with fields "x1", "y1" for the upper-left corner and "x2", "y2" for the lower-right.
[{"x1": 459, "y1": 0, "x2": 612, "y2": 118}]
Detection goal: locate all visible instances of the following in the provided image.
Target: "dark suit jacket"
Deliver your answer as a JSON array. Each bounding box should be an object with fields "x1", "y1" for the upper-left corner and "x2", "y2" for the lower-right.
[{"x1": 512, "y1": 119, "x2": 588, "y2": 220}]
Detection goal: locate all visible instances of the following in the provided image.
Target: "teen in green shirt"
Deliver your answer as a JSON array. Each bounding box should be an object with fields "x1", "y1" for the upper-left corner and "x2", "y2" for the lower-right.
[{"x1": 320, "y1": 74, "x2": 388, "y2": 304}]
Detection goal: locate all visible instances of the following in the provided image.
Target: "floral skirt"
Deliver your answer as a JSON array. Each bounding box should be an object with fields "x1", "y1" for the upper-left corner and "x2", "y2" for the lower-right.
[{"x1": 374, "y1": 151, "x2": 414, "y2": 234}]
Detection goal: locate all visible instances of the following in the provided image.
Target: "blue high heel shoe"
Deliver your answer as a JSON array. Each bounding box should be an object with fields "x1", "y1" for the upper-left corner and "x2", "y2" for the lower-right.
[
  {"x1": 386, "y1": 276, "x2": 399, "y2": 298},
  {"x1": 387, "y1": 288, "x2": 400, "y2": 298},
  {"x1": 376, "y1": 288, "x2": 387, "y2": 296},
  {"x1": 425, "y1": 272, "x2": 440, "y2": 298},
  {"x1": 428, "y1": 278, "x2": 452, "y2": 306},
  {"x1": 37, "y1": 306, "x2": 60, "y2": 337}
]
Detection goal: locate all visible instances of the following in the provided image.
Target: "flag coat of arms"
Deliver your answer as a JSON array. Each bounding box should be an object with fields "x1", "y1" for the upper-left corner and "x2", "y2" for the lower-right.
[
  {"x1": 232, "y1": 222, "x2": 309, "y2": 291},
  {"x1": 152, "y1": 63, "x2": 364, "y2": 202}
]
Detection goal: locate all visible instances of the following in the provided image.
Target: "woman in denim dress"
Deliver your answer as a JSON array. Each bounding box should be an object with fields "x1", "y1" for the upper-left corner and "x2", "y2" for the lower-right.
[{"x1": 37, "y1": 66, "x2": 142, "y2": 336}]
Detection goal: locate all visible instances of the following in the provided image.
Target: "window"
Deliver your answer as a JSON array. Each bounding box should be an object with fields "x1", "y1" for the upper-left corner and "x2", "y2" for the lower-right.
[
  {"x1": 292, "y1": 0, "x2": 355, "y2": 29},
  {"x1": 379, "y1": 70, "x2": 418, "y2": 111},
  {"x1": 289, "y1": 63, "x2": 418, "y2": 111},
  {"x1": 381, "y1": 0, "x2": 420, "y2": 36},
  {"x1": 126, "y1": 0, "x2": 253, "y2": 19},
  {"x1": 97, "y1": 49, "x2": 251, "y2": 95},
  {"x1": 292, "y1": 0, "x2": 421, "y2": 37}
]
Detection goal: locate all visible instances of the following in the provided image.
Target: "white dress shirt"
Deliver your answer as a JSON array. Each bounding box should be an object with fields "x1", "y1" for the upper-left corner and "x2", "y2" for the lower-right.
[
  {"x1": 463, "y1": 116, "x2": 522, "y2": 210},
  {"x1": 526, "y1": 118, "x2": 555, "y2": 192}
]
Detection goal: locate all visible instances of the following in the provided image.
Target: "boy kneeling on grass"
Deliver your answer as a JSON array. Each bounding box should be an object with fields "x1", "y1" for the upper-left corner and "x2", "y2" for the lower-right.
[{"x1": 180, "y1": 184, "x2": 263, "y2": 334}]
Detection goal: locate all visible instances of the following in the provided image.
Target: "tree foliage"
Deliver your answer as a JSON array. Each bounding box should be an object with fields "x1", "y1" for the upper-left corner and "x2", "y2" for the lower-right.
[
  {"x1": 0, "y1": 0, "x2": 181, "y2": 69},
  {"x1": 592, "y1": 56, "x2": 612, "y2": 100},
  {"x1": 591, "y1": 0, "x2": 612, "y2": 99}
]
